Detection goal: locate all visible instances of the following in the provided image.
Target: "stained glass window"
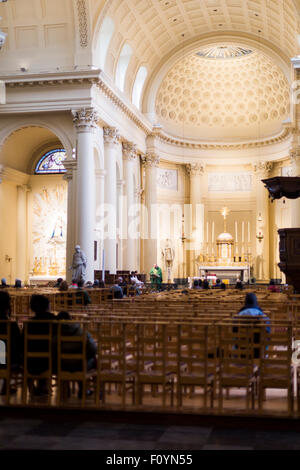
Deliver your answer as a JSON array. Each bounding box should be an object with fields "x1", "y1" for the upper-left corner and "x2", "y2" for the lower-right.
[{"x1": 35, "y1": 149, "x2": 67, "y2": 174}]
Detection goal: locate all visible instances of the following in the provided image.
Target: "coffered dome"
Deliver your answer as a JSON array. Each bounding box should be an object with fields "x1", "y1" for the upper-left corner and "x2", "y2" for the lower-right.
[{"x1": 155, "y1": 48, "x2": 290, "y2": 142}]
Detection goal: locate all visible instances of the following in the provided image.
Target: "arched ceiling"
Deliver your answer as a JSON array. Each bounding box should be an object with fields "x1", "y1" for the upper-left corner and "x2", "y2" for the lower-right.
[
  {"x1": 155, "y1": 47, "x2": 290, "y2": 141},
  {"x1": 99, "y1": 0, "x2": 300, "y2": 83},
  {"x1": 1, "y1": 127, "x2": 62, "y2": 173}
]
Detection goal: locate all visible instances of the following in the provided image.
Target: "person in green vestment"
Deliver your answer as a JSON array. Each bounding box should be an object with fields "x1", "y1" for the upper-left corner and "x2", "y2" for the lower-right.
[{"x1": 150, "y1": 264, "x2": 163, "y2": 290}]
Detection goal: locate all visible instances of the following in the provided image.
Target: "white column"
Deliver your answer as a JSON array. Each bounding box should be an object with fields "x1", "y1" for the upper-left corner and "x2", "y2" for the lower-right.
[
  {"x1": 122, "y1": 141, "x2": 137, "y2": 271},
  {"x1": 290, "y1": 148, "x2": 300, "y2": 227},
  {"x1": 254, "y1": 161, "x2": 273, "y2": 282},
  {"x1": 143, "y1": 152, "x2": 160, "y2": 280},
  {"x1": 186, "y1": 163, "x2": 205, "y2": 277},
  {"x1": 63, "y1": 160, "x2": 77, "y2": 283},
  {"x1": 95, "y1": 169, "x2": 106, "y2": 270},
  {"x1": 16, "y1": 185, "x2": 30, "y2": 282},
  {"x1": 72, "y1": 108, "x2": 99, "y2": 282},
  {"x1": 103, "y1": 127, "x2": 120, "y2": 274}
]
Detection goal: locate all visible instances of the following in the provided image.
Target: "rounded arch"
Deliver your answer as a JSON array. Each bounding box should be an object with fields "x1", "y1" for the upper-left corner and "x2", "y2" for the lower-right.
[
  {"x1": 115, "y1": 43, "x2": 133, "y2": 91},
  {"x1": 132, "y1": 65, "x2": 148, "y2": 109},
  {"x1": 95, "y1": 16, "x2": 115, "y2": 70},
  {"x1": 0, "y1": 119, "x2": 73, "y2": 162}
]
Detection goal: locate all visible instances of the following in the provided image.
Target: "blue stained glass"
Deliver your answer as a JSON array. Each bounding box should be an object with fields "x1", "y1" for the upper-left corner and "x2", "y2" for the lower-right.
[{"x1": 35, "y1": 149, "x2": 67, "y2": 174}]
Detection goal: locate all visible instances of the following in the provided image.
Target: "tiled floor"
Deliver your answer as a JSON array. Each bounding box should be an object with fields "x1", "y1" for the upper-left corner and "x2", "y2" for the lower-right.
[{"x1": 1, "y1": 414, "x2": 300, "y2": 450}]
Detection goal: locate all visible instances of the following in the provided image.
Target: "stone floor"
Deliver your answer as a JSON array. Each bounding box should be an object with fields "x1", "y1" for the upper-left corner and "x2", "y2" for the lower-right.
[{"x1": 1, "y1": 412, "x2": 300, "y2": 450}]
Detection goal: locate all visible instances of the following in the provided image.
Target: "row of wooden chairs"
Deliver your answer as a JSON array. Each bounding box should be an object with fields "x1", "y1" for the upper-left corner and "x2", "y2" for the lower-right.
[{"x1": 0, "y1": 319, "x2": 296, "y2": 415}]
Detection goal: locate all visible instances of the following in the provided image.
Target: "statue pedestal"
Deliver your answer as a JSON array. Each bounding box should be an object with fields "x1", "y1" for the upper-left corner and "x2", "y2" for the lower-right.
[{"x1": 278, "y1": 228, "x2": 300, "y2": 292}]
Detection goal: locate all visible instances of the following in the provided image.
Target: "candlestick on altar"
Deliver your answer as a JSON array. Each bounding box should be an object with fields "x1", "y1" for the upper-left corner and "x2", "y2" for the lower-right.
[
  {"x1": 235, "y1": 221, "x2": 238, "y2": 243},
  {"x1": 248, "y1": 221, "x2": 250, "y2": 243},
  {"x1": 206, "y1": 222, "x2": 209, "y2": 244},
  {"x1": 242, "y1": 221, "x2": 245, "y2": 244},
  {"x1": 212, "y1": 222, "x2": 215, "y2": 243}
]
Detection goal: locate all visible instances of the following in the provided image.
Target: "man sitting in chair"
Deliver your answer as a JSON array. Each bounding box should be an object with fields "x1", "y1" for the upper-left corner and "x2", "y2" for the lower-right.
[{"x1": 150, "y1": 264, "x2": 162, "y2": 290}]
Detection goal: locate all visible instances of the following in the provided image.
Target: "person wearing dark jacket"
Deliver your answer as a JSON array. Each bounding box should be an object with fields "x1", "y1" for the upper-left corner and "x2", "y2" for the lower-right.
[
  {"x1": 0, "y1": 291, "x2": 21, "y2": 395},
  {"x1": 23, "y1": 295, "x2": 56, "y2": 395},
  {"x1": 235, "y1": 292, "x2": 270, "y2": 358}
]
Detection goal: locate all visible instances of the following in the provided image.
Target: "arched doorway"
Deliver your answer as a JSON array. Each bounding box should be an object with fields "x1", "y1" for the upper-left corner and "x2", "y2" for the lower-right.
[{"x1": 0, "y1": 125, "x2": 70, "y2": 285}]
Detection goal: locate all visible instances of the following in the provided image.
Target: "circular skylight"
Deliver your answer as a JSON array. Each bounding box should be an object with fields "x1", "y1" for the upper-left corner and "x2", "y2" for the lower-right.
[{"x1": 196, "y1": 46, "x2": 253, "y2": 59}]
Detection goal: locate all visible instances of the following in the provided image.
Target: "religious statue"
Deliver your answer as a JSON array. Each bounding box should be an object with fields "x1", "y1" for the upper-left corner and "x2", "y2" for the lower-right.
[
  {"x1": 71, "y1": 245, "x2": 87, "y2": 283},
  {"x1": 161, "y1": 239, "x2": 175, "y2": 283}
]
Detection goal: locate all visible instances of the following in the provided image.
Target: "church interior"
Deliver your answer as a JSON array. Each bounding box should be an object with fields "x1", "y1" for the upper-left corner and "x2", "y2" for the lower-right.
[{"x1": 1, "y1": 0, "x2": 300, "y2": 451}]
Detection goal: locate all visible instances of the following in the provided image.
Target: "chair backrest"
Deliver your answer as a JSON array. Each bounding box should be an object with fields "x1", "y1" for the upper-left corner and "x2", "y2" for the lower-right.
[
  {"x1": 0, "y1": 320, "x2": 11, "y2": 374},
  {"x1": 57, "y1": 321, "x2": 88, "y2": 376},
  {"x1": 23, "y1": 320, "x2": 53, "y2": 377}
]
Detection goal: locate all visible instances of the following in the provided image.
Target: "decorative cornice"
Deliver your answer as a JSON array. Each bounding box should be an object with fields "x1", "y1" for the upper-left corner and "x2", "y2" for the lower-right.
[
  {"x1": 142, "y1": 152, "x2": 160, "y2": 168},
  {"x1": 97, "y1": 79, "x2": 152, "y2": 136},
  {"x1": 254, "y1": 161, "x2": 273, "y2": 177},
  {"x1": 122, "y1": 141, "x2": 137, "y2": 161},
  {"x1": 76, "y1": 0, "x2": 88, "y2": 48},
  {"x1": 155, "y1": 127, "x2": 292, "y2": 151},
  {"x1": 103, "y1": 127, "x2": 120, "y2": 145},
  {"x1": 186, "y1": 163, "x2": 205, "y2": 177},
  {"x1": 0, "y1": 166, "x2": 30, "y2": 185},
  {"x1": 72, "y1": 108, "x2": 99, "y2": 132}
]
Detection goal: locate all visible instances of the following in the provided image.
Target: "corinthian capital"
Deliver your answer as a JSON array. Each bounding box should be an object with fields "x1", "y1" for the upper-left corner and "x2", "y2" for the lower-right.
[
  {"x1": 122, "y1": 141, "x2": 137, "y2": 161},
  {"x1": 290, "y1": 147, "x2": 300, "y2": 164},
  {"x1": 254, "y1": 161, "x2": 273, "y2": 178},
  {"x1": 186, "y1": 162, "x2": 204, "y2": 177},
  {"x1": 72, "y1": 108, "x2": 99, "y2": 132},
  {"x1": 103, "y1": 127, "x2": 120, "y2": 145},
  {"x1": 142, "y1": 152, "x2": 160, "y2": 168}
]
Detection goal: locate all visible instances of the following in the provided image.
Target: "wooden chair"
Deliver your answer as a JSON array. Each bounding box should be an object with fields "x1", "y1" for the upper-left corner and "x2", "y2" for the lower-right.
[
  {"x1": 0, "y1": 321, "x2": 11, "y2": 404},
  {"x1": 56, "y1": 321, "x2": 97, "y2": 407},
  {"x1": 23, "y1": 320, "x2": 54, "y2": 405},
  {"x1": 96, "y1": 321, "x2": 136, "y2": 407},
  {"x1": 218, "y1": 322, "x2": 257, "y2": 412},
  {"x1": 259, "y1": 324, "x2": 294, "y2": 415},
  {"x1": 176, "y1": 323, "x2": 215, "y2": 408},
  {"x1": 136, "y1": 322, "x2": 175, "y2": 408}
]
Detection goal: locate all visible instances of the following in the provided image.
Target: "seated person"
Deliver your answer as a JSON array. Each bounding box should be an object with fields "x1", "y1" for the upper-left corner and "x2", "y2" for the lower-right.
[
  {"x1": 77, "y1": 280, "x2": 91, "y2": 306},
  {"x1": 213, "y1": 279, "x2": 222, "y2": 289},
  {"x1": 117, "y1": 276, "x2": 128, "y2": 296},
  {"x1": 0, "y1": 278, "x2": 8, "y2": 289},
  {"x1": 14, "y1": 279, "x2": 22, "y2": 288},
  {"x1": 69, "y1": 279, "x2": 78, "y2": 289},
  {"x1": 55, "y1": 311, "x2": 97, "y2": 397},
  {"x1": 59, "y1": 280, "x2": 69, "y2": 292},
  {"x1": 54, "y1": 278, "x2": 63, "y2": 288},
  {"x1": 0, "y1": 291, "x2": 22, "y2": 395},
  {"x1": 235, "y1": 278, "x2": 243, "y2": 290},
  {"x1": 193, "y1": 279, "x2": 200, "y2": 289},
  {"x1": 112, "y1": 279, "x2": 124, "y2": 299},
  {"x1": 23, "y1": 295, "x2": 56, "y2": 395},
  {"x1": 220, "y1": 282, "x2": 226, "y2": 290},
  {"x1": 202, "y1": 279, "x2": 210, "y2": 290},
  {"x1": 268, "y1": 280, "x2": 280, "y2": 293},
  {"x1": 235, "y1": 293, "x2": 270, "y2": 358}
]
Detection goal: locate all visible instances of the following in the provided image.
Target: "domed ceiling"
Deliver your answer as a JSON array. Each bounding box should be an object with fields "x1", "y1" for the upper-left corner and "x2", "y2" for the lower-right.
[{"x1": 155, "y1": 47, "x2": 290, "y2": 142}]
